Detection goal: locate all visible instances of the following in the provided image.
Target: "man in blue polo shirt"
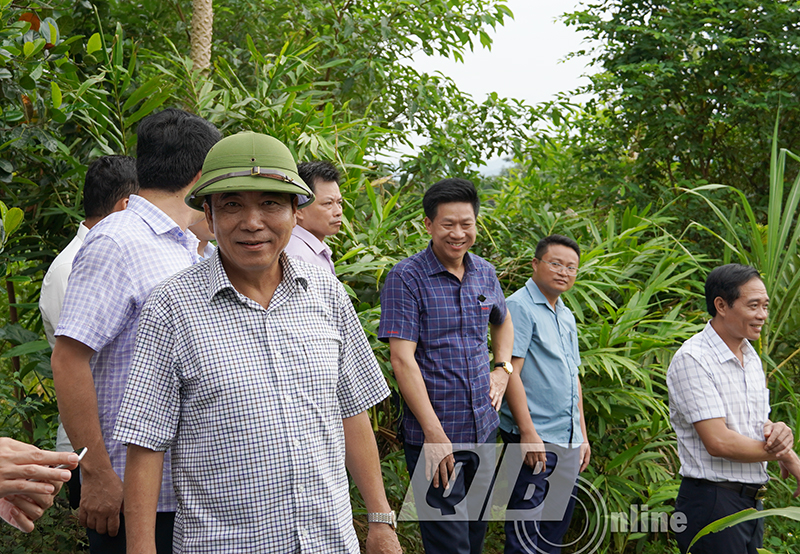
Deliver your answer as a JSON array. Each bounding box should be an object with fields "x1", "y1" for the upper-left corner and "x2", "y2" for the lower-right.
[
  {"x1": 499, "y1": 234, "x2": 590, "y2": 554},
  {"x1": 378, "y1": 178, "x2": 514, "y2": 554}
]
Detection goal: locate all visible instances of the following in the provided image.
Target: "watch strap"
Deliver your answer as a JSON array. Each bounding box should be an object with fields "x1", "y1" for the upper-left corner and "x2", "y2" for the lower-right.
[{"x1": 367, "y1": 511, "x2": 396, "y2": 529}]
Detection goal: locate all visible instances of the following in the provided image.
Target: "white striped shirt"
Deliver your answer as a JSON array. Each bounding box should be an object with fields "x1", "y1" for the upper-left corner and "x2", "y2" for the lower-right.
[{"x1": 667, "y1": 322, "x2": 769, "y2": 484}]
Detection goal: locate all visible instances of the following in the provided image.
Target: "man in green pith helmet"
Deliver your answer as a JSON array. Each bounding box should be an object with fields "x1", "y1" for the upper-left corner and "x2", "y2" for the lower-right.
[{"x1": 113, "y1": 132, "x2": 401, "y2": 554}]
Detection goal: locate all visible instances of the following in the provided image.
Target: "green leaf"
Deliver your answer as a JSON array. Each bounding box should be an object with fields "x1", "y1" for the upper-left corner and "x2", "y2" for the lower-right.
[
  {"x1": 3, "y1": 207, "x2": 23, "y2": 236},
  {"x1": 1, "y1": 340, "x2": 50, "y2": 359},
  {"x1": 23, "y1": 41, "x2": 34, "y2": 57},
  {"x1": 51, "y1": 81, "x2": 62, "y2": 109},
  {"x1": 87, "y1": 33, "x2": 102, "y2": 54},
  {"x1": 687, "y1": 508, "x2": 800, "y2": 553}
]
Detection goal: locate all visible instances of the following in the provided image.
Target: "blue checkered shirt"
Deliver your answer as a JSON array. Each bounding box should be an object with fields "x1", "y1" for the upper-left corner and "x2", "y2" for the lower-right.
[
  {"x1": 113, "y1": 252, "x2": 389, "y2": 553},
  {"x1": 667, "y1": 322, "x2": 770, "y2": 484},
  {"x1": 56, "y1": 195, "x2": 200, "y2": 512},
  {"x1": 499, "y1": 279, "x2": 583, "y2": 445},
  {"x1": 378, "y1": 243, "x2": 507, "y2": 446}
]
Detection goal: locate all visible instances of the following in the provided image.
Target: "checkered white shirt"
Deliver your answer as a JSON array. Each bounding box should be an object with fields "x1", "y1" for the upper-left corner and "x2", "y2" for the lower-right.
[
  {"x1": 56, "y1": 195, "x2": 200, "y2": 511},
  {"x1": 113, "y1": 251, "x2": 389, "y2": 553},
  {"x1": 667, "y1": 322, "x2": 770, "y2": 484}
]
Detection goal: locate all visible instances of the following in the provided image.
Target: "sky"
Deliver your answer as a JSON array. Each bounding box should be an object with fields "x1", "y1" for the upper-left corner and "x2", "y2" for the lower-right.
[{"x1": 406, "y1": 0, "x2": 595, "y2": 173}]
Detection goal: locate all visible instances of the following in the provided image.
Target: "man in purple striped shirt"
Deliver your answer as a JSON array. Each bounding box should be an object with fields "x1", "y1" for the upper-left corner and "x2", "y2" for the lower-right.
[
  {"x1": 52, "y1": 108, "x2": 220, "y2": 554},
  {"x1": 378, "y1": 178, "x2": 514, "y2": 554}
]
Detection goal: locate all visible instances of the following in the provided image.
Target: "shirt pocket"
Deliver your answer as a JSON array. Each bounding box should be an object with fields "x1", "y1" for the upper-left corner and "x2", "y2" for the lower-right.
[{"x1": 298, "y1": 335, "x2": 342, "y2": 399}]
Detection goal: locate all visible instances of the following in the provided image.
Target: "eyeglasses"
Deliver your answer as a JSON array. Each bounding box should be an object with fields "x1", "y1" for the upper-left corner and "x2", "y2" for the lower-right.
[{"x1": 536, "y1": 258, "x2": 578, "y2": 276}]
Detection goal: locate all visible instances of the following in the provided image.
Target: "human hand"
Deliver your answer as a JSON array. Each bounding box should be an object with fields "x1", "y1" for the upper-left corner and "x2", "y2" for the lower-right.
[
  {"x1": 0, "y1": 437, "x2": 76, "y2": 498},
  {"x1": 3, "y1": 485, "x2": 60, "y2": 527},
  {"x1": 79, "y1": 467, "x2": 123, "y2": 536},
  {"x1": 422, "y1": 431, "x2": 454, "y2": 489},
  {"x1": 764, "y1": 421, "x2": 794, "y2": 457},
  {"x1": 579, "y1": 442, "x2": 591, "y2": 472},
  {"x1": 779, "y1": 451, "x2": 800, "y2": 498},
  {"x1": 0, "y1": 497, "x2": 36, "y2": 532},
  {"x1": 489, "y1": 368, "x2": 510, "y2": 411},
  {"x1": 519, "y1": 430, "x2": 547, "y2": 473},
  {"x1": 365, "y1": 523, "x2": 403, "y2": 553}
]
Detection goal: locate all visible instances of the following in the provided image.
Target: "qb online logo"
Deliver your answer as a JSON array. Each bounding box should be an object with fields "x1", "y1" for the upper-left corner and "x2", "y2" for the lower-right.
[{"x1": 399, "y1": 442, "x2": 608, "y2": 554}]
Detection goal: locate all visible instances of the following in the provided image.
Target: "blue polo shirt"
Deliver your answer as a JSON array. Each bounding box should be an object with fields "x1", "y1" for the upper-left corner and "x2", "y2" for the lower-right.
[
  {"x1": 378, "y1": 243, "x2": 507, "y2": 446},
  {"x1": 499, "y1": 279, "x2": 583, "y2": 445}
]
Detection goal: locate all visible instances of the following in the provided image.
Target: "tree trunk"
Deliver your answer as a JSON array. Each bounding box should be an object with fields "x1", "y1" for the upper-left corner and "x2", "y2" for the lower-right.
[{"x1": 190, "y1": 0, "x2": 213, "y2": 74}]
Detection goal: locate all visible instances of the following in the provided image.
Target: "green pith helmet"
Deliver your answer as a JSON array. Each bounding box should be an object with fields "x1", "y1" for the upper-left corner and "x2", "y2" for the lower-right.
[{"x1": 185, "y1": 132, "x2": 314, "y2": 210}]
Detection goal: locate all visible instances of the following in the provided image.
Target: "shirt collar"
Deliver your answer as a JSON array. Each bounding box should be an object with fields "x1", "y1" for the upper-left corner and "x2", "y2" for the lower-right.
[
  {"x1": 127, "y1": 194, "x2": 184, "y2": 236},
  {"x1": 291, "y1": 225, "x2": 330, "y2": 256},
  {"x1": 524, "y1": 278, "x2": 564, "y2": 313},
  {"x1": 207, "y1": 249, "x2": 308, "y2": 304},
  {"x1": 702, "y1": 321, "x2": 759, "y2": 366},
  {"x1": 76, "y1": 222, "x2": 90, "y2": 240},
  {"x1": 421, "y1": 241, "x2": 474, "y2": 277}
]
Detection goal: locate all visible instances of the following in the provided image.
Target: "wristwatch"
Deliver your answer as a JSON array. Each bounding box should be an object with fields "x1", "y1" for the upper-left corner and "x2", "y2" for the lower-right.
[
  {"x1": 367, "y1": 510, "x2": 397, "y2": 529},
  {"x1": 494, "y1": 361, "x2": 513, "y2": 375}
]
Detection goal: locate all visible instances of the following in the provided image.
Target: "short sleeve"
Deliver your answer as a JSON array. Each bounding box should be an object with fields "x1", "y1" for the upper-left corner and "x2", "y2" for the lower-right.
[
  {"x1": 667, "y1": 350, "x2": 727, "y2": 424},
  {"x1": 56, "y1": 234, "x2": 136, "y2": 352},
  {"x1": 335, "y1": 285, "x2": 390, "y2": 418},
  {"x1": 377, "y1": 268, "x2": 420, "y2": 343},
  {"x1": 112, "y1": 289, "x2": 181, "y2": 451},
  {"x1": 39, "y1": 262, "x2": 71, "y2": 348},
  {"x1": 507, "y1": 297, "x2": 532, "y2": 360}
]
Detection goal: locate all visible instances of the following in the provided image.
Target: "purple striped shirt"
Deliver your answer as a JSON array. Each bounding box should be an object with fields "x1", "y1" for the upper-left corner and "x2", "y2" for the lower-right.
[{"x1": 56, "y1": 194, "x2": 200, "y2": 512}]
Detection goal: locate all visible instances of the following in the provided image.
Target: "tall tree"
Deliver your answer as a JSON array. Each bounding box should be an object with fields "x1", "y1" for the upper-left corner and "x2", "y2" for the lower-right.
[{"x1": 565, "y1": 0, "x2": 800, "y2": 202}]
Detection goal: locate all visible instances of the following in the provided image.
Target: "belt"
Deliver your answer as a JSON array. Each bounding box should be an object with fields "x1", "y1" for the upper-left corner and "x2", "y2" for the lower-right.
[{"x1": 685, "y1": 477, "x2": 767, "y2": 500}]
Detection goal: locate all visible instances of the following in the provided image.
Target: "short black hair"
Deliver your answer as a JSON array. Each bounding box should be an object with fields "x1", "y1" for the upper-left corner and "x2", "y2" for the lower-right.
[
  {"x1": 83, "y1": 155, "x2": 138, "y2": 219},
  {"x1": 535, "y1": 234, "x2": 581, "y2": 260},
  {"x1": 422, "y1": 178, "x2": 480, "y2": 220},
  {"x1": 297, "y1": 161, "x2": 339, "y2": 193},
  {"x1": 135, "y1": 108, "x2": 221, "y2": 193},
  {"x1": 705, "y1": 264, "x2": 763, "y2": 317}
]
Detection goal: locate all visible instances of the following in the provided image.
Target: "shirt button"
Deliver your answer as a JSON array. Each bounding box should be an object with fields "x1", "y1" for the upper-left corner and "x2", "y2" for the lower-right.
[
  {"x1": 298, "y1": 484, "x2": 305, "y2": 493},
  {"x1": 293, "y1": 439, "x2": 301, "y2": 448},
  {"x1": 275, "y1": 352, "x2": 283, "y2": 361}
]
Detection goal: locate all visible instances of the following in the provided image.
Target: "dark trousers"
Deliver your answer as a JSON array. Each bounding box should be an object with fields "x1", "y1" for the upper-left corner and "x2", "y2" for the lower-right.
[
  {"x1": 674, "y1": 478, "x2": 764, "y2": 554},
  {"x1": 87, "y1": 512, "x2": 175, "y2": 554},
  {"x1": 404, "y1": 430, "x2": 497, "y2": 554},
  {"x1": 501, "y1": 429, "x2": 578, "y2": 554}
]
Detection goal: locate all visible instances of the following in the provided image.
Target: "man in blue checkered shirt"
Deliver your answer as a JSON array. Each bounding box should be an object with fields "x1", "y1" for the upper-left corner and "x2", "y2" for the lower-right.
[
  {"x1": 52, "y1": 109, "x2": 221, "y2": 554},
  {"x1": 378, "y1": 178, "x2": 514, "y2": 554},
  {"x1": 114, "y1": 132, "x2": 402, "y2": 554}
]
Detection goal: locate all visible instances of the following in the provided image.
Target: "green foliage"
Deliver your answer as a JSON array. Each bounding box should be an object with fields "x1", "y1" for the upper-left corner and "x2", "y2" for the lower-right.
[
  {"x1": 674, "y1": 115, "x2": 800, "y2": 369},
  {"x1": 2, "y1": 1, "x2": 800, "y2": 552},
  {"x1": 564, "y1": 0, "x2": 800, "y2": 203},
  {"x1": 687, "y1": 507, "x2": 800, "y2": 554}
]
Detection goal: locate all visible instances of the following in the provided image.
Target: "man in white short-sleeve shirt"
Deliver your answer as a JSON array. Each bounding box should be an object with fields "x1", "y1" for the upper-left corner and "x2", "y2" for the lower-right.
[{"x1": 667, "y1": 263, "x2": 800, "y2": 554}]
